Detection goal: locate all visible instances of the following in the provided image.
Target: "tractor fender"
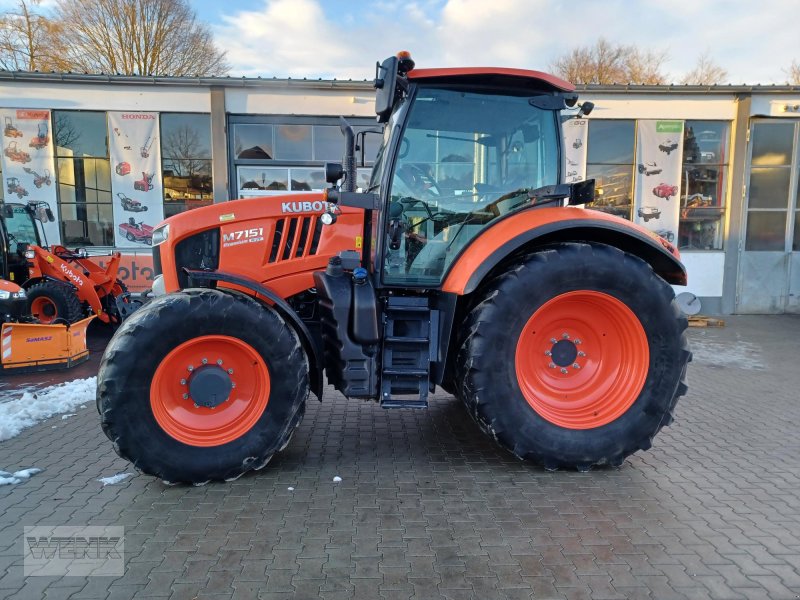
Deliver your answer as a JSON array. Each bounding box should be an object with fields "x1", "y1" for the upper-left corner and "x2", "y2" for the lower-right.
[
  {"x1": 183, "y1": 268, "x2": 324, "y2": 400},
  {"x1": 441, "y1": 207, "x2": 687, "y2": 295}
]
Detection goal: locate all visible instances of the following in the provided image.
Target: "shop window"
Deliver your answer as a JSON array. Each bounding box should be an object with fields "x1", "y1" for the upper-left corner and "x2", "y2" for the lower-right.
[
  {"x1": 161, "y1": 114, "x2": 213, "y2": 218},
  {"x1": 586, "y1": 120, "x2": 635, "y2": 219},
  {"x1": 234, "y1": 124, "x2": 273, "y2": 159},
  {"x1": 680, "y1": 121, "x2": 730, "y2": 250},
  {"x1": 54, "y1": 111, "x2": 113, "y2": 246}
]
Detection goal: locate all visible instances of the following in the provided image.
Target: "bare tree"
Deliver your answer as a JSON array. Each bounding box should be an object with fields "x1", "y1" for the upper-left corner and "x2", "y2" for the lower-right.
[
  {"x1": 551, "y1": 38, "x2": 668, "y2": 85},
  {"x1": 55, "y1": 0, "x2": 229, "y2": 76},
  {"x1": 0, "y1": 0, "x2": 68, "y2": 71},
  {"x1": 680, "y1": 52, "x2": 728, "y2": 85},
  {"x1": 163, "y1": 125, "x2": 208, "y2": 177},
  {"x1": 786, "y1": 60, "x2": 800, "y2": 85}
]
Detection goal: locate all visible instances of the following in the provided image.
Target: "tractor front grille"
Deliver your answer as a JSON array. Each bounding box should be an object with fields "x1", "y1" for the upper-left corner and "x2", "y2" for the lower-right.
[
  {"x1": 267, "y1": 216, "x2": 322, "y2": 263},
  {"x1": 174, "y1": 228, "x2": 220, "y2": 288}
]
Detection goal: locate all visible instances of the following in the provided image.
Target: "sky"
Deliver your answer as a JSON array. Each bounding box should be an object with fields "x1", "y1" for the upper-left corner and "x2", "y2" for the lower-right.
[
  {"x1": 1, "y1": 0, "x2": 795, "y2": 83},
  {"x1": 194, "y1": 0, "x2": 798, "y2": 84}
]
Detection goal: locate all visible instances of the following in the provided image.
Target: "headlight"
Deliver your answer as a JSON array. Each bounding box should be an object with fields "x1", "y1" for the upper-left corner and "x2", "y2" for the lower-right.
[
  {"x1": 24, "y1": 249, "x2": 35, "y2": 259},
  {"x1": 152, "y1": 223, "x2": 170, "y2": 246},
  {"x1": 0, "y1": 290, "x2": 10, "y2": 300},
  {"x1": 13, "y1": 290, "x2": 26, "y2": 298},
  {"x1": 151, "y1": 274, "x2": 166, "y2": 297}
]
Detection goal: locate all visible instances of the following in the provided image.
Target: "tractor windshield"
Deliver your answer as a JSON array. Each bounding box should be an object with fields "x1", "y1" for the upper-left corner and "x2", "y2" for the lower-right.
[
  {"x1": 3, "y1": 204, "x2": 38, "y2": 246},
  {"x1": 383, "y1": 85, "x2": 560, "y2": 285}
]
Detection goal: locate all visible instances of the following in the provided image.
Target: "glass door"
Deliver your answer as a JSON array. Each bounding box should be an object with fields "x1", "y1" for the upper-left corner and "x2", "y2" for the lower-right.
[{"x1": 738, "y1": 120, "x2": 800, "y2": 313}]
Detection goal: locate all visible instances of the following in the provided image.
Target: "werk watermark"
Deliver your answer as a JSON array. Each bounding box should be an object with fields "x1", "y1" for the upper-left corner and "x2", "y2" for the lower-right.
[{"x1": 23, "y1": 526, "x2": 124, "y2": 576}]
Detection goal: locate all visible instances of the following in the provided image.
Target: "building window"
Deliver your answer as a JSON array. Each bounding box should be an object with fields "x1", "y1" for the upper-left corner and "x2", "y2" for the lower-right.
[
  {"x1": 161, "y1": 113, "x2": 213, "y2": 218},
  {"x1": 54, "y1": 111, "x2": 113, "y2": 246},
  {"x1": 586, "y1": 120, "x2": 635, "y2": 219},
  {"x1": 230, "y1": 117, "x2": 380, "y2": 199},
  {"x1": 680, "y1": 121, "x2": 730, "y2": 250}
]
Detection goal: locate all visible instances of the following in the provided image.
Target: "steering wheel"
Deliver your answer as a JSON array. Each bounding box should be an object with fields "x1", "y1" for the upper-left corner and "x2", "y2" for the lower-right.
[{"x1": 396, "y1": 164, "x2": 441, "y2": 198}]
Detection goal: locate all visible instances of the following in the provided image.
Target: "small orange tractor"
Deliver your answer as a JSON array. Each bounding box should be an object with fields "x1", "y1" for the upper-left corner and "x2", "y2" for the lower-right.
[
  {"x1": 98, "y1": 52, "x2": 690, "y2": 484},
  {"x1": 0, "y1": 201, "x2": 142, "y2": 325},
  {"x1": 4, "y1": 141, "x2": 31, "y2": 163},
  {"x1": 6, "y1": 177, "x2": 28, "y2": 199},
  {"x1": 4, "y1": 117, "x2": 22, "y2": 138},
  {"x1": 29, "y1": 122, "x2": 49, "y2": 150},
  {"x1": 23, "y1": 167, "x2": 52, "y2": 188}
]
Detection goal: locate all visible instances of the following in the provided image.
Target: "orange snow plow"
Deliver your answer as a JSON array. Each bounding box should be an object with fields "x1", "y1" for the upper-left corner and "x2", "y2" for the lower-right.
[{"x1": 1, "y1": 315, "x2": 94, "y2": 373}]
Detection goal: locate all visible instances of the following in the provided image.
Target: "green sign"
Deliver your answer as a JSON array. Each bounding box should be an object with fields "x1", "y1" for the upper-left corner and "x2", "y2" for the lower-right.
[{"x1": 656, "y1": 121, "x2": 683, "y2": 133}]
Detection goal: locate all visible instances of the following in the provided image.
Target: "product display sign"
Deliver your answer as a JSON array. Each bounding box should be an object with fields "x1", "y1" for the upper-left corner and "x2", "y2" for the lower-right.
[
  {"x1": 562, "y1": 118, "x2": 588, "y2": 185},
  {"x1": 634, "y1": 120, "x2": 683, "y2": 241},
  {"x1": 108, "y1": 111, "x2": 163, "y2": 248},
  {"x1": 0, "y1": 108, "x2": 60, "y2": 244}
]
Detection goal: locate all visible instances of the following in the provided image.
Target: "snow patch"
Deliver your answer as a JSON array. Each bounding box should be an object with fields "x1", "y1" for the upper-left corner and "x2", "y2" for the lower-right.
[
  {"x1": 333, "y1": 476, "x2": 342, "y2": 483},
  {"x1": 61, "y1": 414, "x2": 77, "y2": 420},
  {"x1": 0, "y1": 467, "x2": 42, "y2": 486},
  {"x1": 287, "y1": 487, "x2": 295, "y2": 491},
  {"x1": 0, "y1": 377, "x2": 97, "y2": 442},
  {"x1": 98, "y1": 473, "x2": 132, "y2": 486}
]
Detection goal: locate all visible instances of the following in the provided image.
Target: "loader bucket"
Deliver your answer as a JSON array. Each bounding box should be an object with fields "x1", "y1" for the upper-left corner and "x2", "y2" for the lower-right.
[{"x1": 1, "y1": 316, "x2": 95, "y2": 373}]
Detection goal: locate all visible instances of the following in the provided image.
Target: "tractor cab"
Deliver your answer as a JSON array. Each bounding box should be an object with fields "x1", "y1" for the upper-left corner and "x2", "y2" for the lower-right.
[
  {"x1": 0, "y1": 201, "x2": 51, "y2": 283},
  {"x1": 323, "y1": 53, "x2": 595, "y2": 288}
]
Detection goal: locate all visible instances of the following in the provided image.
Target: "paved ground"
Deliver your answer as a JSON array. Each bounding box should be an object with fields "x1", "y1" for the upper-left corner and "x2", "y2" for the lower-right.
[{"x1": 0, "y1": 315, "x2": 799, "y2": 600}]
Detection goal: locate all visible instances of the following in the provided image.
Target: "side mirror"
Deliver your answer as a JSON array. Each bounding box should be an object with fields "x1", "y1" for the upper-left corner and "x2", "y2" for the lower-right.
[
  {"x1": 577, "y1": 101, "x2": 595, "y2": 118},
  {"x1": 374, "y1": 56, "x2": 399, "y2": 123},
  {"x1": 567, "y1": 179, "x2": 596, "y2": 205},
  {"x1": 325, "y1": 162, "x2": 345, "y2": 185}
]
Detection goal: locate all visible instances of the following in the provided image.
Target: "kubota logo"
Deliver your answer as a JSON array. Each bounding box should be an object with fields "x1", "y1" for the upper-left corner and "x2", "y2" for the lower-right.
[
  {"x1": 281, "y1": 201, "x2": 330, "y2": 214},
  {"x1": 60, "y1": 264, "x2": 84, "y2": 287}
]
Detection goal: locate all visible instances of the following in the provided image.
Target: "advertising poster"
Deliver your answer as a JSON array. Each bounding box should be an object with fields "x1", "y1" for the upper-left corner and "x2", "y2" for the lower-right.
[
  {"x1": 634, "y1": 120, "x2": 684, "y2": 241},
  {"x1": 562, "y1": 118, "x2": 588, "y2": 184},
  {"x1": 107, "y1": 111, "x2": 163, "y2": 248},
  {"x1": 0, "y1": 108, "x2": 60, "y2": 244}
]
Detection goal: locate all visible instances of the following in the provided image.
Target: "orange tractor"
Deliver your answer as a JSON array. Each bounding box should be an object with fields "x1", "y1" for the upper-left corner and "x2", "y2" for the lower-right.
[
  {"x1": 98, "y1": 53, "x2": 690, "y2": 484},
  {"x1": 0, "y1": 201, "x2": 141, "y2": 325}
]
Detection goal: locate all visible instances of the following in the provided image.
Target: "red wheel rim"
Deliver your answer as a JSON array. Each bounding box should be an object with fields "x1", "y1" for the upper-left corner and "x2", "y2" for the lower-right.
[
  {"x1": 150, "y1": 335, "x2": 270, "y2": 447},
  {"x1": 31, "y1": 297, "x2": 57, "y2": 324},
  {"x1": 515, "y1": 291, "x2": 649, "y2": 429}
]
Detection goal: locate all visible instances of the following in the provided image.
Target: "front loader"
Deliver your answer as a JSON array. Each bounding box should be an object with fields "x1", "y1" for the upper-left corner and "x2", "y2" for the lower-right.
[{"x1": 98, "y1": 52, "x2": 690, "y2": 484}]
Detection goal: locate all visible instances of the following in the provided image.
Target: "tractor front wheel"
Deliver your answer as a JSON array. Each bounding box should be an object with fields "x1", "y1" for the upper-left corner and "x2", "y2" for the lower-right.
[
  {"x1": 456, "y1": 242, "x2": 690, "y2": 470},
  {"x1": 97, "y1": 289, "x2": 309, "y2": 483},
  {"x1": 26, "y1": 281, "x2": 83, "y2": 324}
]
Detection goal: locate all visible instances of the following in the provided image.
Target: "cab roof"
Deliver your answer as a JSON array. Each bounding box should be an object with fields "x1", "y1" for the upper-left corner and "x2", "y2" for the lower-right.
[{"x1": 408, "y1": 67, "x2": 575, "y2": 94}]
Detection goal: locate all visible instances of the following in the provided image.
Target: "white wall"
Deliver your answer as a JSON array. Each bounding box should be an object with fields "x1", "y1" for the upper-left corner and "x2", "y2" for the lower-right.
[
  {"x1": 225, "y1": 86, "x2": 375, "y2": 117},
  {"x1": 674, "y1": 251, "x2": 726, "y2": 297},
  {"x1": 751, "y1": 95, "x2": 800, "y2": 117},
  {"x1": 0, "y1": 81, "x2": 211, "y2": 112},
  {"x1": 583, "y1": 94, "x2": 737, "y2": 120}
]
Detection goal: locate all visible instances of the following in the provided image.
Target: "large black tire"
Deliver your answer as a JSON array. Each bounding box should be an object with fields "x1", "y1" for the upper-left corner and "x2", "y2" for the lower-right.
[
  {"x1": 456, "y1": 242, "x2": 690, "y2": 470},
  {"x1": 97, "y1": 289, "x2": 309, "y2": 484},
  {"x1": 26, "y1": 281, "x2": 83, "y2": 324}
]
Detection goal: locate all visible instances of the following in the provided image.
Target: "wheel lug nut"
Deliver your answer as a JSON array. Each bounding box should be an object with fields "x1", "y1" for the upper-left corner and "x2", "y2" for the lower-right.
[
  {"x1": 562, "y1": 333, "x2": 569, "y2": 339},
  {"x1": 202, "y1": 358, "x2": 208, "y2": 365},
  {"x1": 182, "y1": 393, "x2": 188, "y2": 400},
  {"x1": 549, "y1": 362, "x2": 556, "y2": 369},
  {"x1": 231, "y1": 382, "x2": 236, "y2": 388},
  {"x1": 560, "y1": 368, "x2": 568, "y2": 374},
  {"x1": 574, "y1": 339, "x2": 582, "y2": 345},
  {"x1": 578, "y1": 351, "x2": 586, "y2": 357},
  {"x1": 217, "y1": 359, "x2": 223, "y2": 365},
  {"x1": 573, "y1": 363, "x2": 580, "y2": 369},
  {"x1": 544, "y1": 351, "x2": 552, "y2": 356},
  {"x1": 180, "y1": 379, "x2": 186, "y2": 385},
  {"x1": 227, "y1": 368, "x2": 234, "y2": 374},
  {"x1": 550, "y1": 338, "x2": 557, "y2": 343},
  {"x1": 187, "y1": 365, "x2": 193, "y2": 372},
  {"x1": 193, "y1": 403, "x2": 199, "y2": 408}
]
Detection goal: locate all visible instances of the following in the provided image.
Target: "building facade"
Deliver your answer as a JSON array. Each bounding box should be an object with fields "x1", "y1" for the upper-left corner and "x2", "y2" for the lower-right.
[{"x1": 1, "y1": 71, "x2": 799, "y2": 313}]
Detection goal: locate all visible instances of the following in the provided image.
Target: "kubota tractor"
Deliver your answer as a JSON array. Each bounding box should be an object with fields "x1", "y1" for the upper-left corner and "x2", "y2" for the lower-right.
[
  {"x1": 4, "y1": 117, "x2": 22, "y2": 138},
  {"x1": 4, "y1": 141, "x2": 31, "y2": 163},
  {"x1": 98, "y1": 52, "x2": 690, "y2": 484},
  {"x1": 29, "y1": 122, "x2": 49, "y2": 150},
  {"x1": 6, "y1": 177, "x2": 28, "y2": 199}
]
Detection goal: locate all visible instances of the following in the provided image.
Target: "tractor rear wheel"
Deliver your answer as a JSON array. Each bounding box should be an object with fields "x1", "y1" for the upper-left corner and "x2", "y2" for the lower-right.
[
  {"x1": 97, "y1": 289, "x2": 309, "y2": 484},
  {"x1": 456, "y1": 242, "x2": 690, "y2": 470},
  {"x1": 26, "y1": 281, "x2": 83, "y2": 324}
]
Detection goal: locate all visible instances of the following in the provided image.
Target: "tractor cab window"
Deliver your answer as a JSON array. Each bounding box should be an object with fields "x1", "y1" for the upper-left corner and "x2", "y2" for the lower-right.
[
  {"x1": 4, "y1": 205, "x2": 38, "y2": 246},
  {"x1": 384, "y1": 86, "x2": 559, "y2": 285}
]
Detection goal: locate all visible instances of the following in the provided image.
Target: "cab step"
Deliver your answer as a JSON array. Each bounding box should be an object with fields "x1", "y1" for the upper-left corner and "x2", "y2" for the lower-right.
[{"x1": 379, "y1": 296, "x2": 438, "y2": 409}]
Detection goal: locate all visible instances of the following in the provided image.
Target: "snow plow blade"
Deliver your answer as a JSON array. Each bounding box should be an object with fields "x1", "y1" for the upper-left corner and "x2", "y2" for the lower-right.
[{"x1": 1, "y1": 316, "x2": 95, "y2": 373}]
